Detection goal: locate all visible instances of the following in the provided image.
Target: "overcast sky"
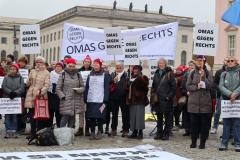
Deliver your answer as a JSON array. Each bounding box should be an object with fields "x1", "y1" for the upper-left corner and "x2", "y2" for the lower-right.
[{"x1": 0, "y1": 0, "x2": 215, "y2": 23}]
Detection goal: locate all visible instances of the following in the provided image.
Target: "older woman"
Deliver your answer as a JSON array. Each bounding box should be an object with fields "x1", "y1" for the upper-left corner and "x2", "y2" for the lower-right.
[
  {"x1": 2, "y1": 63, "x2": 25, "y2": 138},
  {"x1": 25, "y1": 56, "x2": 50, "y2": 139},
  {"x1": 84, "y1": 58, "x2": 110, "y2": 140},
  {"x1": 123, "y1": 65, "x2": 149, "y2": 139},
  {"x1": 187, "y1": 55, "x2": 213, "y2": 149},
  {"x1": 56, "y1": 58, "x2": 85, "y2": 128},
  {"x1": 218, "y1": 56, "x2": 240, "y2": 152},
  {"x1": 151, "y1": 58, "x2": 176, "y2": 140}
]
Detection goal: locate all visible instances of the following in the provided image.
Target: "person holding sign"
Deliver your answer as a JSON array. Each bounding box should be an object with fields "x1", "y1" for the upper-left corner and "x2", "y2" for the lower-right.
[
  {"x1": 123, "y1": 65, "x2": 149, "y2": 139},
  {"x1": 2, "y1": 63, "x2": 25, "y2": 138},
  {"x1": 186, "y1": 55, "x2": 213, "y2": 149},
  {"x1": 75, "y1": 55, "x2": 93, "y2": 137},
  {"x1": 218, "y1": 56, "x2": 240, "y2": 152},
  {"x1": 84, "y1": 58, "x2": 110, "y2": 140},
  {"x1": 56, "y1": 58, "x2": 85, "y2": 128}
]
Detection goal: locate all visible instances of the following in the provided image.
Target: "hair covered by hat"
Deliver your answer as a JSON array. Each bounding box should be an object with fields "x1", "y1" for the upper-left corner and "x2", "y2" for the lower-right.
[
  {"x1": 93, "y1": 58, "x2": 103, "y2": 67},
  {"x1": 133, "y1": 65, "x2": 143, "y2": 71},
  {"x1": 11, "y1": 63, "x2": 20, "y2": 72},
  {"x1": 64, "y1": 55, "x2": 72, "y2": 59},
  {"x1": 176, "y1": 65, "x2": 184, "y2": 72},
  {"x1": 65, "y1": 58, "x2": 77, "y2": 65},
  {"x1": 196, "y1": 55, "x2": 207, "y2": 64},
  {"x1": 83, "y1": 55, "x2": 92, "y2": 64},
  {"x1": 7, "y1": 54, "x2": 14, "y2": 62},
  {"x1": 56, "y1": 62, "x2": 64, "y2": 69}
]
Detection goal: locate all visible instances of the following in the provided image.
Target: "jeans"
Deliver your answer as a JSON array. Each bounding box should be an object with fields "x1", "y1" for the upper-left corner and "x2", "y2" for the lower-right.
[
  {"x1": 212, "y1": 98, "x2": 221, "y2": 129},
  {"x1": 60, "y1": 115, "x2": 75, "y2": 128},
  {"x1": 5, "y1": 114, "x2": 18, "y2": 131},
  {"x1": 222, "y1": 118, "x2": 240, "y2": 147}
]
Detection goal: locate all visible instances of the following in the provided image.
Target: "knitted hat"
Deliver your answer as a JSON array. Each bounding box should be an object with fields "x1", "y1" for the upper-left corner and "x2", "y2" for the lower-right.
[
  {"x1": 7, "y1": 54, "x2": 14, "y2": 62},
  {"x1": 176, "y1": 65, "x2": 184, "y2": 72},
  {"x1": 55, "y1": 62, "x2": 64, "y2": 69},
  {"x1": 65, "y1": 58, "x2": 77, "y2": 65},
  {"x1": 64, "y1": 55, "x2": 72, "y2": 59},
  {"x1": 93, "y1": 58, "x2": 103, "y2": 67},
  {"x1": 11, "y1": 63, "x2": 20, "y2": 72},
  {"x1": 83, "y1": 55, "x2": 92, "y2": 64},
  {"x1": 196, "y1": 55, "x2": 207, "y2": 64},
  {"x1": 133, "y1": 65, "x2": 143, "y2": 71}
]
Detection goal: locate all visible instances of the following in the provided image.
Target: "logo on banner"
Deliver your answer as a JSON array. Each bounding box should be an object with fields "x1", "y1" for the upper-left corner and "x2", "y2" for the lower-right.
[{"x1": 67, "y1": 26, "x2": 84, "y2": 44}]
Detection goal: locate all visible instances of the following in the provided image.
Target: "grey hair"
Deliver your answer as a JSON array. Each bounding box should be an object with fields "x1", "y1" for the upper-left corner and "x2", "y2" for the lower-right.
[
  {"x1": 157, "y1": 57, "x2": 168, "y2": 66},
  {"x1": 116, "y1": 61, "x2": 124, "y2": 66},
  {"x1": 35, "y1": 56, "x2": 45, "y2": 63},
  {"x1": 188, "y1": 60, "x2": 196, "y2": 66},
  {"x1": 102, "y1": 63, "x2": 108, "y2": 68}
]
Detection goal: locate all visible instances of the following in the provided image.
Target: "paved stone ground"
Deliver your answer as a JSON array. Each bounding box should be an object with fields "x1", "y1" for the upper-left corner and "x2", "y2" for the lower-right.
[{"x1": 0, "y1": 116, "x2": 238, "y2": 160}]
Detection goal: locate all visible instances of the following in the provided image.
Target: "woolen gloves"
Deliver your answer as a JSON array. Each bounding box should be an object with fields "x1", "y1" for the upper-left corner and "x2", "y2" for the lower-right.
[
  {"x1": 61, "y1": 97, "x2": 65, "y2": 100},
  {"x1": 10, "y1": 92, "x2": 17, "y2": 100}
]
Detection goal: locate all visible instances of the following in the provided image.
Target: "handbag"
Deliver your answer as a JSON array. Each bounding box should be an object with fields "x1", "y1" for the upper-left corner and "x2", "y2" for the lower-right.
[
  {"x1": 53, "y1": 128, "x2": 75, "y2": 146},
  {"x1": 33, "y1": 91, "x2": 50, "y2": 120},
  {"x1": 178, "y1": 96, "x2": 187, "y2": 106},
  {"x1": 110, "y1": 83, "x2": 117, "y2": 94},
  {"x1": 150, "y1": 74, "x2": 167, "y2": 106}
]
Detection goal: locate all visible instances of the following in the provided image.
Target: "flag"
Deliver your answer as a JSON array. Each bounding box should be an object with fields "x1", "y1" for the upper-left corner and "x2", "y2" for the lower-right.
[
  {"x1": 99, "y1": 104, "x2": 106, "y2": 113},
  {"x1": 222, "y1": 0, "x2": 240, "y2": 25}
]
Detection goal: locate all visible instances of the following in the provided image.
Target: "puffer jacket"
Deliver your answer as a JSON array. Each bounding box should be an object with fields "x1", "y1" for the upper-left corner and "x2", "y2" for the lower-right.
[
  {"x1": 2, "y1": 73, "x2": 25, "y2": 98},
  {"x1": 25, "y1": 66, "x2": 50, "y2": 108},
  {"x1": 219, "y1": 66, "x2": 240, "y2": 100},
  {"x1": 56, "y1": 68, "x2": 85, "y2": 116},
  {"x1": 186, "y1": 66, "x2": 213, "y2": 113}
]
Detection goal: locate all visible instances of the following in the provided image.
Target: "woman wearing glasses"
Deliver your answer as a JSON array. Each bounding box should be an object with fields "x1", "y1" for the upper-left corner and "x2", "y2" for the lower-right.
[{"x1": 218, "y1": 56, "x2": 240, "y2": 152}]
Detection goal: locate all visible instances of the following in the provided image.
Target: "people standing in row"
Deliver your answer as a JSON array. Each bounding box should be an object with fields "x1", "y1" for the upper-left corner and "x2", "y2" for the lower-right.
[
  {"x1": 56, "y1": 58, "x2": 85, "y2": 128},
  {"x1": 84, "y1": 58, "x2": 110, "y2": 140},
  {"x1": 2, "y1": 63, "x2": 25, "y2": 138},
  {"x1": 25, "y1": 56, "x2": 50, "y2": 139},
  {"x1": 186, "y1": 55, "x2": 213, "y2": 149},
  {"x1": 151, "y1": 58, "x2": 176, "y2": 140},
  {"x1": 124, "y1": 65, "x2": 149, "y2": 139}
]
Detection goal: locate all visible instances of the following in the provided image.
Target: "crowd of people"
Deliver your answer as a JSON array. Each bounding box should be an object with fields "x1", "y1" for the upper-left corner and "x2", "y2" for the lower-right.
[{"x1": 0, "y1": 53, "x2": 239, "y2": 152}]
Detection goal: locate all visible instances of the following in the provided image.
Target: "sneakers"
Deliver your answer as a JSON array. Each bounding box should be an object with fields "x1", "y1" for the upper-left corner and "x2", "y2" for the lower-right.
[
  {"x1": 108, "y1": 130, "x2": 117, "y2": 136},
  {"x1": 172, "y1": 126, "x2": 180, "y2": 131},
  {"x1": 75, "y1": 127, "x2": 83, "y2": 136},
  {"x1": 95, "y1": 131, "x2": 102, "y2": 140},
  {"x1": 4, "y1": 131, "x2": 10, "y2": 139},
  {"x1": 210, "y1": 128, "x2": 217, "y2": 134},
  {"x1": 219, "y1": 144, "x2": 228, "y2": 151},
  {"x1": 12, "y1": 132, "x2": 18, "y2": 138},
  {"x1": 235, "y1": 146, "x2": 240, "y2": 152}
]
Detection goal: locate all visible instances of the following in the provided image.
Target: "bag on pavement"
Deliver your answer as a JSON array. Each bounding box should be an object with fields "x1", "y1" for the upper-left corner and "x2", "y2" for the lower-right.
[{"x1": 53, "y1": 128, "x2": 75, "y2": 146}]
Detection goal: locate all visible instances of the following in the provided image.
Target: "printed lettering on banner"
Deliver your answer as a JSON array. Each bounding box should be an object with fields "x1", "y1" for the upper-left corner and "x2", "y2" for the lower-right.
[
  {"x1": 221, "y1": 100, "x2": 240, "y2": 118},
  {"x1": 149, "y1": 60, "x2": 158, "y2": 87},
  {"x1": 19, "y1": 69, "x2": 28, "y2": 83},
  {"x1": 193, "y1": 22, "x2": 219, "y2": 56},
  {"x1": 61, "y1": 22, "x2": 178, "y2": 60},
  {"x1": 0, "y1": 98, "x2": 21, "y2": 114},
  {"x1": 20, "y1": 24, "x2": 41, "y2": 54},
  {"x1": 0, "y1": 76, "x2": 4, "y2": 88},
  {"x1": 124, "y1": 36, "x2": 140, "y2": 65},
  {"x1": 104, "y1": 27, "x2": 123, "y2": 55},
  {"x1": 80, "y1": 71, "x2": 91, "y2": 86}
]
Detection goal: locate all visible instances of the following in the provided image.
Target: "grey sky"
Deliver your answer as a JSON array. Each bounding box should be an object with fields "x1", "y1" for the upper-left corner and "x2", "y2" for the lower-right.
[{"x1": 0, "y1": 0, "x2": 215, "y2": 23}]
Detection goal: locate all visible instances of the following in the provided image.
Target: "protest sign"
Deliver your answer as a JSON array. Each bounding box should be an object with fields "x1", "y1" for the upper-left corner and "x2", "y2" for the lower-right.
[
  {"x1": 124, "y1": 36, "x2": 140, "y2": 65},
  {"x1": 221, "y1": 100, "x2": 240, "y2": 118},
  {"x1": 193, "y1": 22, "x2": 219, "y2": 56},
  {"x1": 104, "y1": 27, "x2": 122, "y2": 55},
  {"x1": 0, "y1": 76, "x2": 4, "y2": 88},
  {"x1": 0, "y1": 98, "x2": 21, "y2": 114},
  {"x1": 19, "y1": 69, "x2": 28, "y2": 83},
  {"x1": 149, "y1": 60, "x2": 158, "y2": 87},
  {"x1": 61, "y1": 22, "x2": 178, "y2": 60},
  {"x1": 20, "y1": 24, "x2": 40, "y2": 54},
  {"x1": 80, "y1": 71, "x2": 91, "y2": 86},
  {"x1": 0, "y1": 148, "x2": 188, "y2": 160}
]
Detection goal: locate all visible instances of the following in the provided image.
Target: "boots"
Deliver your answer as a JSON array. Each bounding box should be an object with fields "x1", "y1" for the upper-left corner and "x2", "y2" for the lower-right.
[
  {"x1": 89, "y1": 132, "x2": 95, "y2": 140},
  {"x1": 85, "y1": 127, "x2": 90, "y2": 136},
  {"x1": 137, "y1": 130, "x2": 143, "y2": 139},
  {"x1": 154, "y1": 133, "x2": 163, "y2": 140},
  {"x1": 190, "y1": 139, "x2": 197, "y2": 148},
  {"x1": 127, "y1": 130, "x2": 138, "y2": 139},
  {"x1": 199, "y1": 139, "x2": 206, "y2": 149},
  {"x1": 75, "y1": 127, "x2": 83, "y2": 136},
  {"x1": 162, "y1": 133, "x2": 169, "y2": 140}
]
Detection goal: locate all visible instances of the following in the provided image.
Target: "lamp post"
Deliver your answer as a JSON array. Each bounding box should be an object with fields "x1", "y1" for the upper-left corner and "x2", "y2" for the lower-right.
[{"x1": 13, "y1": 25, "x2": 17, "y2": 56}]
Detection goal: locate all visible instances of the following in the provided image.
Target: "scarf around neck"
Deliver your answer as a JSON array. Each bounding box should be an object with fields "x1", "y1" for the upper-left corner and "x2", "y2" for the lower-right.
[{"x1": 117, "y1": 70, "x2": 124, "y2": 82}]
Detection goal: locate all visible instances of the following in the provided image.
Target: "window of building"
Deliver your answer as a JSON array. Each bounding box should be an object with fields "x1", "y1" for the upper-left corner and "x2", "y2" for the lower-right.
[
  {"x1": 229, "y1": 35, "x2": 236, "y2": 56},
  {"x1": 42, "y1": 49, "x2": 45, "y2": 58},
  {"x1": 25, "y1": 54, "x2": 30, "y2": 64},
  {"x1": 54, "y1": 32, "x2": 56, "y2": 41},
  {"x1": 40, "y1": 37, "x2": 42, "y2": 44},
  {"x1": 13, "y1": 38, "x2": 19, "y2": 45},
  {"x1": 168, "y1": 60, "x2": 174, "y2": 66},
  {"x1": 1, "y1": 50, "x2": 6, "y2": 61},
  {"x1": 50, "y1": 48, "x2": 52, "y2": 63},
  {"x1": 1, "y1": 37, "x2": 7, "y2": 44},
  {"x1": 47, "y1": 35, "x2": 49, "y2": 42},
  {"x1": 53, "y1": 48, "x2": 56, "y2": 61},
  {"x1": 43, "y1": 36, "x2": 45, "y2": 43},
  {"x1": 57, "y1": 47, "x2": 60, "y2": 62},
  {"x1": 50, "y1": 34, "x2": 52, "y2": 41},
  {"x1": 58, "y1": 31, "x2": 60, "y2": 39},
  {"x1": 181, "y1": 51, "x2": 187, "y2": 65},
  {"x1": 182, "y1": 35, "x2": 188, "y2": 43},
  {"x1": 46, "y1": 49, "x2": 48, "y2": 63},
  {"x1": 13, "y1": 51, "x2": 18, "y2": 61}
]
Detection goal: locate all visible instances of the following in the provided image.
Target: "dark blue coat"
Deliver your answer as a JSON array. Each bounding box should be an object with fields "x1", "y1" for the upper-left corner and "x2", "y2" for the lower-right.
[{"x1": 84, "y1": 68, "x2": 110, "y2": 119}]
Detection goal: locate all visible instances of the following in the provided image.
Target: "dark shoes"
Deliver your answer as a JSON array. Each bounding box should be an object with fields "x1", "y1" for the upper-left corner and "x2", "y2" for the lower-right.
[
  {"x1": 127, "y1": 130, "x2": 138, "y2": 139},
  {"x1": 85, "y1": 128, "x2": 90, "y2": 136},
  {"x1": 154, "y1": 134, "x2": 163, "y2": 140},
  {"x1": 190, "y1": 142, "x2": 197, "y2": 148},
  {"x1": 75, "y1": 127, "x2": 83, "y2": 136},
  {"x1": 199, "y1": 143, "x2": 205, "y2": 149},
  {"x1": 137, "y1": 132, "x2": 143, "y2": 139},
  {"x1": 183, "y1": 132, "x2": 191, "y2": 136},
  {"x1": 105, "y1": 128, "x2": 109, "y2": 134},
  {"x1": 108, "y1": 130, "x2": 117, "y2": 136},
  {"x1": 121, "y1": 131, "x2": 128, "y2": 137},
  {"x1": 162, "y1": 134, "x2": 169, "y2": 140}
]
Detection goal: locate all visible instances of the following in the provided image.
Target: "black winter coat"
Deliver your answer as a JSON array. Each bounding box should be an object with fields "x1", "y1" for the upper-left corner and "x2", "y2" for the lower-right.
[
  {"x1": 78, "y1": 66, "x2": 93, "y2": 72},
  {"x1": 151, "y1": 67, "x2": 176, "y2": 113},
  {"x1": 48, "y1": 92, "x2": 60, "y2": 110},
  {"x1": 214, "y1": 65, "x2": 226, "y2": 98},
  {"x1": 110, "y1": 71, "x2": 127, "y2": 100}
]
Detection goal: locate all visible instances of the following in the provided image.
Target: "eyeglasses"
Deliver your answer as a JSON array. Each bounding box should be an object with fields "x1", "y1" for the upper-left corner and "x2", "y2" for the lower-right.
[{"x1": 227, "y1": 60, "x2": 234, "y2": 63}]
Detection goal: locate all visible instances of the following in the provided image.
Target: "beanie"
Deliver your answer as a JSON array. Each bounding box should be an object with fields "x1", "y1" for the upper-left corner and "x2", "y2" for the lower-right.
[
  {"x1": 93, "y1": 58, "x2": 103, "y2": 67},
  {"x1": 83, "y1": 55, "x2": 92, "y2": 64},
  {"x1": 55, "y1": 62, "x2": 64, "y2": 69},
  {"x1": 196, "y1": 55, "x2": 207, "y2": 64},
  {"x1": 176, "y1": 65, "x2": 184, "y2": 72},
  {"x1": 7, "y1": 54, "x2": 14, "y2": 62},
  {"x1": 11, "y1": 63, "x2": 20, "y2": 72},
  {"x1": 65, "y1": 58, "x2": 77, "y2": 65},
  {"x1": 133, "y1": 65, "x2": 143, "y2": 71}
]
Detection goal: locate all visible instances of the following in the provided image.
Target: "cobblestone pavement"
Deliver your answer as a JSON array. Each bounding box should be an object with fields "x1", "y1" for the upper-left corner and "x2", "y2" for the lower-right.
[{"x1": 0, "y1": 117, "x2": 238, "y2": 160}]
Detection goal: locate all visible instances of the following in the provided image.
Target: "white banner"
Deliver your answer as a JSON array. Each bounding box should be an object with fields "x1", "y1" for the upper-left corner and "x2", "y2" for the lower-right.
[
  {"x1": 193, "y1": 22, "x2": 219, "y2": 56},
  {"x1": 0, "y1": 148, "x2": 188, "y2": 160},
  {"x1": 20, "y1": 24, "x2": 41, "y2": 54},
  {"x1": 0, "y1": 76, "x2": 4, "y2": 88},
  {"x1": 104, "y1": 27, "x2": 122, "y2": 55},
  {"x1": 80, "y1": 71, "x2": 91, "y2": 86},
  {"x1": 149, "y1": 60, "x2": 158, "y2": 87},
  {"x1": 0, "y1": 98, "x2": 21, "y2": 114},
  {"x1": 61, "y1": 22, "x2": 178, "y2": 60},
  {"x1": 124, "y1": 36, "x2": 140, "y2": 65},
  {"x1": 221, "y1": 100, "x2": 240, "y2": 118},
  {"x1": 19, "y1": 69, "x2": 28, "y2": 83}
]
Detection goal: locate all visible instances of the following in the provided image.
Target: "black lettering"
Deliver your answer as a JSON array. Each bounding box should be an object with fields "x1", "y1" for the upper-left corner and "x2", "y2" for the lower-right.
[
  {"x1": 27, "y1": 155, "x2": 46, "y2": 159},
  {"x1": 68, "y1": 154, "x2": 90, "y2": 157},
  {"x1": 142, "y1": 34, "x2": 147, "y2": 41},
  {"x1": 212, "y1": 44, "x2": 215, "y2": 48},
  {"x1": 154, "y1": 31, "x2": 161, "y2": 38},
  {"x1": 22, "y1": 37, "x2": 37, "y2": 41},
  {"x1": 161, "y1": 29, "x2": 166, "y2": 37},
  {"x1": 67, "y1": 46, "x2": 74, "y2": 54},
  {"x1": 148, "y1": 33, "x2": 154, "y2": 39},
  {"x1": 0, "y1": 156, "x2": 21, "y2": 160},
  {"x1": 125, "y1": 54, "x2": 138, "y2": 58},
  {"x1": 23, "y1": 31, "x2": 36, "y2": 35},
  {"x1": 128, "y1": 151, "x2": 148, "y2": 155},
  {"x1": 89, "y1": 152, "x2": 110, "y2": 156},
  {"x1": 84, "y1": 44, "x2": 91, "y2": 52},
  {"x1": 74, "y1": 45, "x2": 84, "y2": 53},
  {"x1": 98, "y1": 42, "x2": 105, "y2": 50},
  {"x1": 106, "y1": 33, "x2": 118, "y2": 37},
  {"x1": 125, "y1": 48, "x2": 137, "y2": 52},
  {"x1": 45, "y1": 154, "x2": 63, "y2": 158},
  {"x1": 167, "y1": 28, "x2": 173, "y2": 36},
  {"x1": 107, "y1": 152, "x2": 126, "y2": 155},
  {"x1": 22, "y1": 43, "x2": 39, "y2": 47},
  {"x1": 90, "y1": 43, "x2": 96, "y2": 51},
  {"x1": 107, "y1": 39, "x2": 119, "y2": 43},
  {"x1": 107, "y1": 45, "x2": 121, "y2": 49}
]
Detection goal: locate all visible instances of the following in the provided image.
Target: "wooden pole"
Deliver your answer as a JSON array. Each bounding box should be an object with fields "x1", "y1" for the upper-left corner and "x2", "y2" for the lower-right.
[
  {"x1": 200, "y1": 56, "x2": 204, "y2": 81},
  {"x1": 129, "y1": 66, "x2": 132, "y2": 99}
]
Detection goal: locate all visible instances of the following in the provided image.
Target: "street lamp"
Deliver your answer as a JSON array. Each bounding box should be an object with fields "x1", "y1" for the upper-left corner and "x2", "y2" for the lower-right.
[{"x1": 13, "y1": 25, "x2": 17, "y2": 56}]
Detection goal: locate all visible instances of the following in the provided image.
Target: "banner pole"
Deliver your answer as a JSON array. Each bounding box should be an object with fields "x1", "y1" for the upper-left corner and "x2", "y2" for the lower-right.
[{"x1": 129, "y1": 66, "x2": 132, "y2": 99}]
